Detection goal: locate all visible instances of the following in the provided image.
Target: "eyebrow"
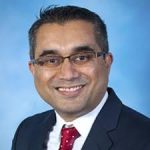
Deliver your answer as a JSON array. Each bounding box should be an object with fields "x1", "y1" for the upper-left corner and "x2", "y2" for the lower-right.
[
  {"x1": 39, "y1": 45, "x2": 95, "y2": 57},
  {"x1": 39, "y1": 50, "x2": 58, "y2": 57},
  {"x1": 72, "y1": 46, "x2": 95, "y2": 53}
]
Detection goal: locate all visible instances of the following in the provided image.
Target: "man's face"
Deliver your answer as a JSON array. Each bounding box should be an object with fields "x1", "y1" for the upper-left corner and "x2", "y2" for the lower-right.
[{"x1": 29, "y1": 20, "x2": 112, "y2": 121}]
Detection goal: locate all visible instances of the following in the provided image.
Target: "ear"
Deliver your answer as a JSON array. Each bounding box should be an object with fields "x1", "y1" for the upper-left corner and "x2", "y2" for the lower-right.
[
  {"x1": 104, "y1": 52, "x2": 113, "y2": 70},
  {"x1": 28, "y1": 61, "x2": 35, "y2": 76}
]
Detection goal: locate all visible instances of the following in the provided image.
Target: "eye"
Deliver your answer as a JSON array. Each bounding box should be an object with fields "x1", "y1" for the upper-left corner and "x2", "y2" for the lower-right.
[
  {"x1": 48, "y1": 57, "x2": 58, "y2": 63},
  {"x1": 39, "y1": 56, "x2": 61, "y2": 66},
  {"x1": 72, "y1": 53, "x2": 94, "y2": 64}
]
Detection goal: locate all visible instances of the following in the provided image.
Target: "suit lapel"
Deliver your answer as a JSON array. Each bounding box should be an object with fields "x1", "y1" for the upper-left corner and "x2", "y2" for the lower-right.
[
  {"x1": 82, "y1": 125, "x2": 112, "y2": 150},
  {"x1": 29, "y1": 110, "x2": 56, "y2": 150},
  {"x1": 82, "y1": 88, "x2": 122, "y2": 150}
]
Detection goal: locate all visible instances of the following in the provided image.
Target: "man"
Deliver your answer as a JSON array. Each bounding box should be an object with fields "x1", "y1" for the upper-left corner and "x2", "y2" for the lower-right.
[{"x1": 12, "y1": 5, "x2": 150, "y2": 150}]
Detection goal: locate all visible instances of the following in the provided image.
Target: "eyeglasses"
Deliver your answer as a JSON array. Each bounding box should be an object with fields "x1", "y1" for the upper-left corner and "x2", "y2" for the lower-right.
[{"x1": 30, "y1": 50, "x2": 108, "y2": 68}]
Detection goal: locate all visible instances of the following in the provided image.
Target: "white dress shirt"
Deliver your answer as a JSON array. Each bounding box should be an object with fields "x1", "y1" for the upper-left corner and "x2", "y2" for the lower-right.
[{"x1": 47, "y1": 91, "x2": 108, "y2": 150}]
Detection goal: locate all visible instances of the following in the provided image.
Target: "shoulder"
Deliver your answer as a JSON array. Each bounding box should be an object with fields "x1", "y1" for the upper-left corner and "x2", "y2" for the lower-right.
[
  {"x1": 18, "y1": 110, "x2": 53, "y2": 125},
  {"x1": 18, "y1": 109, "x2": 55, "y2": 129},
  {"x1": 114, "y1": 104, "x2": 150, "y2": 148},
  {"x1": 107, "y1": 88, "x2": 150, "y2": 148},
  {"x1": 108, "y1": 87, "x2": 150, "y2": 128},
  {"x1": 120, "y1": 104, "x2": 150, "y2": 130},
  {"x1": 12, "y1": 110, "x2": 56, "y2": 149},
  {"x1": 13, "y1": 109, "x2": 56, "y2": 138}
]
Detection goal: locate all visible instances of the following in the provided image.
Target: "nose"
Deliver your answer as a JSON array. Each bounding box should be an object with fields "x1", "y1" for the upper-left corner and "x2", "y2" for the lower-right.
[{"x1": 57, "y1": 59, "x2": 80, "y2": 80}]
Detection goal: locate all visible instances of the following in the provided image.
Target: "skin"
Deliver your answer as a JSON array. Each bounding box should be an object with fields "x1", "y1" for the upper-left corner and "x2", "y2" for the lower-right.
[{"x1": 29, "y1": 20, "x2": 113, "y2": 121}]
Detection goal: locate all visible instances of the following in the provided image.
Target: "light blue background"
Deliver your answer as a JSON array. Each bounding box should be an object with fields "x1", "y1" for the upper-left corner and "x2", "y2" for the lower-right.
[{"x1": 0, "y1": 0, "x2": 150, "y2": 149}]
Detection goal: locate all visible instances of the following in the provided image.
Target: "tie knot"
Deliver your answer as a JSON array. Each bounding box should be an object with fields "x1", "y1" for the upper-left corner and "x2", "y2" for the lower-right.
[
  {"x1": 59, "y1": 125, "x2": 80, "y2": 150},
  {"x1": 62, "y1": 126, "x2": 80, "y2": 138}
]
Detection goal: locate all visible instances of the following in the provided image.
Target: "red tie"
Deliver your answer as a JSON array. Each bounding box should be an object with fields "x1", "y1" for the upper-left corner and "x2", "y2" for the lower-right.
[{"x1": 59, "y1": 125, "x2": 80, "y2": 150}]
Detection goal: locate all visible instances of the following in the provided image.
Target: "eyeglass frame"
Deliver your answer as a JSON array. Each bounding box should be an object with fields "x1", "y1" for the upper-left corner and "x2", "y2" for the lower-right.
[{"x1": 30, "y1": 50, "x2": 108, "y2": 67}]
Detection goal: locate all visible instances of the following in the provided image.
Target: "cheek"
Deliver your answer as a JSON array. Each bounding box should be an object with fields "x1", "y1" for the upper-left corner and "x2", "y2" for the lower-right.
[
  {"x1": 33, "y1": 70, "x2": 56, "y2": 101},
  {"x1": 80, "y1": 63, "x2": 103, "y2": 80},
  {"x1": 84, "y1": 62, "x2": 108, "y2": 87},
  {"x1": 33, "y1": 69, "x2": 53, "y2": 89},
  {"x1": 95, "y1": 60, "x2": 109, "y2": 77}
]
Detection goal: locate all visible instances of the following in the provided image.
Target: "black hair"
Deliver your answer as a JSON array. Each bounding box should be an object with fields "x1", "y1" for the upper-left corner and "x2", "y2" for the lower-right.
[{"x1": 29, "y1": 5, "x2": 109, "y2": 59}]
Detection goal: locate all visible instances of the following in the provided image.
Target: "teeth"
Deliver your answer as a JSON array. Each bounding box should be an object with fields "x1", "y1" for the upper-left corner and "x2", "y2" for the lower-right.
[{"x1": 58, "y1": 86, "x2": 82, "y2": 92}]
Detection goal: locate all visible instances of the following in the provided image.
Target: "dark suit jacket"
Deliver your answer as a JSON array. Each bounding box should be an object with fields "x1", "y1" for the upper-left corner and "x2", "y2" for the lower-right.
[{"x1": 11, "y1": 88, "x2": 150, "y2": 150}]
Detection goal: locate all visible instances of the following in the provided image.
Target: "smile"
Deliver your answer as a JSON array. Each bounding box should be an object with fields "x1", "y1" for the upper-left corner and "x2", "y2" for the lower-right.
[
  {"x1": 55, "y1": 85, "x2": 85, "y2": 98},
  {"x1": 57, "y1": 85, "x2": 83, "y2": 92}
]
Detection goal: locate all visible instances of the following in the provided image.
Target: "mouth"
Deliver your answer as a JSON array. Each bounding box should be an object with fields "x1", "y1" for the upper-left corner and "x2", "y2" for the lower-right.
[
  {"x1": 58, "y1": 85, "x2": 82, "y2": 92},
  {"x1": 55, "y1": 85, "x2": 85, "y2": 97}
]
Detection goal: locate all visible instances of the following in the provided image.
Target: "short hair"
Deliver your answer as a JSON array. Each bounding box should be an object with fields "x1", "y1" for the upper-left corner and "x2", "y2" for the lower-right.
[{"x1": 29, "y1": 5, "x2": 109, "y2": 60}]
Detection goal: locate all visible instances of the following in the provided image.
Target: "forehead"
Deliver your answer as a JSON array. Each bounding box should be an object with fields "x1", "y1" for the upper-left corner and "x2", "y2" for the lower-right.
[{"x1": 35, "y1": 20, "x2": 98, "y2": 56}]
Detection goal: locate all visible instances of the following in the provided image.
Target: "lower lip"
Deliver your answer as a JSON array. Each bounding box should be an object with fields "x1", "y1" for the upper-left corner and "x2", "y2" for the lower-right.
[{"x1": 56, "y1": 86, "x2": 84, "y2": 98}]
